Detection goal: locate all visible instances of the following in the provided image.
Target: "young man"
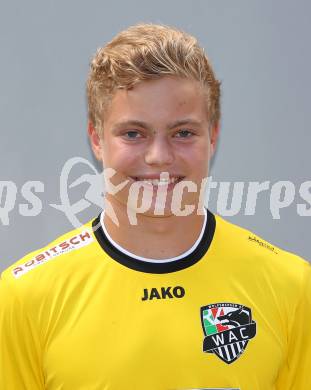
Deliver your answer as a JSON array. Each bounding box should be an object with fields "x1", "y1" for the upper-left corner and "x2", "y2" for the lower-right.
[{"x1": 0, "y1": 24, "x2": 310, "y2": 390}]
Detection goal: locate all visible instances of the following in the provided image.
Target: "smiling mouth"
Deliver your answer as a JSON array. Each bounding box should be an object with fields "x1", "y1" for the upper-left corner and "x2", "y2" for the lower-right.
[{"x1": 130, "y1": 176, "x2": 185, "y2": 186}]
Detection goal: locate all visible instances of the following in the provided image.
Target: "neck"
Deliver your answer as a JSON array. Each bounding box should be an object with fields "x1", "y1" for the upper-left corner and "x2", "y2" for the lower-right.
[{"x1": 102, "y1": 196, "x2": 206, "y2": 260}]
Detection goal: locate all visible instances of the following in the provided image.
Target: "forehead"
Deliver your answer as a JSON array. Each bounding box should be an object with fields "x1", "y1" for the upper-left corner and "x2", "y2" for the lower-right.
[{"x1": 104, "y1": 76, "x2": 209, "y2": 126}]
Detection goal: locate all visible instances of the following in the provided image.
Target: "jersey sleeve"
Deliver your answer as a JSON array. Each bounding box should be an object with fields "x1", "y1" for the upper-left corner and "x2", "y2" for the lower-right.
[
  {"x1": 276, "y1": 261, "x2": 311, "y2": 390},
  {"x1": 0, "y1": 273, "x2": 44, "y2": 390}
]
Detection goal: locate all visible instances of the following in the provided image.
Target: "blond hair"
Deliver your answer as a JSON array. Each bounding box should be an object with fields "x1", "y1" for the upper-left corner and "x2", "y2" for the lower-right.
[{"x1": 87, "y1": 23, "x2": 221, "y2": 135}]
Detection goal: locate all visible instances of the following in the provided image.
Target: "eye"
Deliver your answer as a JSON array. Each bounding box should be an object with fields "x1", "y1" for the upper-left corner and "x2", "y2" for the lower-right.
[
  {"x1": 175, "y1": 129, "x2": 194, "y2": 138},
  {"x1": 123, "y1": 130, "x2": 142, "y2": 139}
]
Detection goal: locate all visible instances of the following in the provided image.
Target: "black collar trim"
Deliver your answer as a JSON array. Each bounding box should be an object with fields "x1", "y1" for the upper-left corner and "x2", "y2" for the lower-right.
[{"x1": 92, "y1": 209, "x2": 216, "y2": 274}]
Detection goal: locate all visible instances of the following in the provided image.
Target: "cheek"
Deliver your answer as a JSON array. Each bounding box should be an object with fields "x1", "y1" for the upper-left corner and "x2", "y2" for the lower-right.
[
  {"x1": 102, "y1": 141, "x2": 139, "y2": 170},
  {"x1": 179, "y1": 143, "x2": 210, "y2": 169}
]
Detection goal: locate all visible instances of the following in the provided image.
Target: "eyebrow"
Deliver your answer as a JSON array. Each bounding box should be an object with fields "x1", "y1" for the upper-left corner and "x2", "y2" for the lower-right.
[{"x1": 111, "y1": 118, "x2": 203, "y2": 132}]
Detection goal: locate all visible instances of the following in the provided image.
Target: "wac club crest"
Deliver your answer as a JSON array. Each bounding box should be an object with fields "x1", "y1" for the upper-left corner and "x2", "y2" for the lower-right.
[{"x1": 200, "y1": 303, "x2": 256, "y2": 364}]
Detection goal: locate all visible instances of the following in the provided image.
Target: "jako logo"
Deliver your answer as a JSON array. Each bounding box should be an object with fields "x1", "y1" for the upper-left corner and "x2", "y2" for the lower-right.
[{"x1": 141, "y1": 286, "x2": 185, "y2": 301}]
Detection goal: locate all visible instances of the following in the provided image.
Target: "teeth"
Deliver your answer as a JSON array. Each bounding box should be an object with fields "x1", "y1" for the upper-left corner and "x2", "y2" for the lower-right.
[{"x1": 135, "y1": 177, "x2": 181, "y2": 185}]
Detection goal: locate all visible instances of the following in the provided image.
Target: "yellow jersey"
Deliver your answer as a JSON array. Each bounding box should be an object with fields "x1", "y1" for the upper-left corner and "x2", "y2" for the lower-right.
[{"x1": 0, "y1": 209, "x2": 310, "y2": 390}]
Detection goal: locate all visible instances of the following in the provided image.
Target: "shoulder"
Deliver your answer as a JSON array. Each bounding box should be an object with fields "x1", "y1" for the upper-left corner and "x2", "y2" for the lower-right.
[
  {"x1": 1, "y1": 218, "x2": 98, "y2": 287},
  {"x1": 213, "y1": 214, "x2": 310, "y2": 296},
  {"x1": 0, "y1": 217, "x2": 105, "y2": 328}
]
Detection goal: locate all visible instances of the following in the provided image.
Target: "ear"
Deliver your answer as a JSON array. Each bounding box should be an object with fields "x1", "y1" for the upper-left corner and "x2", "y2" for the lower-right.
[
  {"x1": 210, "y1": 122, "x2": 220, "y2": 157},
  {"x1": 88, "y1": 121, "x2": 103, "y2": 161}
]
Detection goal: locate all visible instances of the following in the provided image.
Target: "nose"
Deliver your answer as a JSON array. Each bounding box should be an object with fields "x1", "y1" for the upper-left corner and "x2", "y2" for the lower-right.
[{"x1": 144, "y1": 135, "x2": 174, "y2": 167}]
